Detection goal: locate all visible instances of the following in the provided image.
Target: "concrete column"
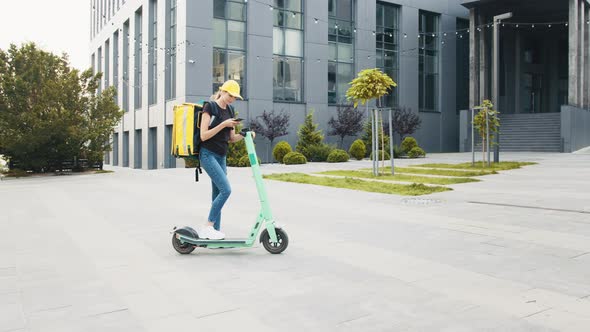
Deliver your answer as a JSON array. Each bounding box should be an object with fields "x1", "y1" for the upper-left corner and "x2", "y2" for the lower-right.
[
  {"x1": 478, "y1": 12, "x2": 488, "y2": 101},
  {"x1": 469, "y1": 8, "x2": 479, "y2": 108},
  {"x1": 580, "y1": 1, "x2": 586, "y2": 108},
  {"x1": 585, "y1": 4, "x2": 590, "y2": 108},
  {"x1": 569, "y1": 0, "x2": 580, "y2": 106},
  {"x1": 515, "y1": 31, "x2": 521, "y2": 113}
]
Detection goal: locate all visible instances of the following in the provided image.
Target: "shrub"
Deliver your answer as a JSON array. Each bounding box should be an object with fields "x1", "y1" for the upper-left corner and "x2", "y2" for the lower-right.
[
  {"x1": 407, "y1": 147, "x2": 426, "y2": 158},
  {"x1": 370, "y1": 150, "x2": 391, "y2": 161},
  {"x1": 401, "y1": 136, "x2": 418, "y2": 154},
  {"x1": 296, "y1": 112, "x2": 324, "y2": 156},
  {"x1": 272, "y1": 141, "x2": 292, "y2": 163},
  {"x1": 327, "y1": 149, "x2": 350, "y2": 163},
  {"x1": 283, "y1": 152, "x2": 307, "y2": 165},
  {"x1": 361, "y1": 120, "x2": 390, "y2": 157},
  {"x1": 348, "y1": 139, "x2": 366, "y2": 160},
  {"x1": 305, "y1": 144, "x2": 334, "y2": 162},
  {"x1": 238, "y1": 155, "x2": 250, "y2": 167},
  {"x1": 393, "y1": 145, "x2": 403, "y2": 158}
]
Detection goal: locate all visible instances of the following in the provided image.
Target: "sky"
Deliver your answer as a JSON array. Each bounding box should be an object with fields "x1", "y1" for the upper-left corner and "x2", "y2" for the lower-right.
[{"x1": 0, "y1": 0, "x2": 90, "y2": 71}]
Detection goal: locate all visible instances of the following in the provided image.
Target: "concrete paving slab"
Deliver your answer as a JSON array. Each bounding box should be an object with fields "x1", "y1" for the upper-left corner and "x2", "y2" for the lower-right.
[{"x1": 1, "y1": 152, "x2": 590, "y2": 331}]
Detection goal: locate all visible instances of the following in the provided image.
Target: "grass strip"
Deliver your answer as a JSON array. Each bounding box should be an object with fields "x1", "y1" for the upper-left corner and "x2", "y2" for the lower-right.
[
  {"x1": 318, "y1": 170, "x2": 479, "y2": 185},
  {"x1": 411, "y1": 161, "x2": 536, "y2": 170},
  {"x1": 264, "y1": 173, "x2": 451, "y2": 196},
  {"x1": 361, "y1": 166, "x2": 496, "y2": 177}
]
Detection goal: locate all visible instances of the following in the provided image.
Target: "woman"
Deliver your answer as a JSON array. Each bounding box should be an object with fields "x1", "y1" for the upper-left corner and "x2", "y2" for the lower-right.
[{"x1": 198, "y1": 80, "x2": 252, "y2": 240}]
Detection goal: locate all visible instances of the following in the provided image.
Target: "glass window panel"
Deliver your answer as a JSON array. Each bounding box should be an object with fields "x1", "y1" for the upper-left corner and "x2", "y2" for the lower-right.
[
  {"x1": 329, "y1": 43, "x2": 337, "y2": 61},
  {"x1": 214, "y1": 0, "x2": 225, "y2": 18},
  {"x1": 283, "y1": 59, "x2": 302, "y2": 101},
  {"x1": 284, "y1": 29, "x2": 302, "y2": 57},
  {"x1": 227, "y1": 21, "x2": 245, "y2": 49},
  {"x1": 337, "y1": 43, "x2": 353, "y2": 62},
  {"x1": 286, "y1": 0, "x2": 301, "y2": 12},
  {"x1": 328, "y1": 62, "x2": 337, "y2": 92},
  {"x1": 425, "y1": 55, "x2": 438, "y2": 74},
  {"x1": 273, "y1": 27, "x2": 284, "y2": 54},
  {"x1": 376, "y1": 51, "x2": 383, "y2": 68},
  {"x1": 376, "y1": 4, "x2": 383, "y2": 26},
  {"x1": 228, "y1": 51, "x2": 245, "y2": 84},
  {"x1": 273, "y1": 0, "x2": 284, "y2": 9},
  {"x1": 384, "y1": 5, "x2": 396, "y2": 28},
  {"x1": 337, "y1": 63, "x2": 353, "y2": 104},
  {"x1": 274, "y1": 10, "x2": 284, "y2": 27},
  {"x1": 336, "y1": 0, "x2": 352, "y2": 20},
  {"x1": 213, "y1": 19, "x2": 226, "y2": 48},
  {"x1": 227, "y1": 2, "x2": 245, "y2": 21},
  {"x1": 285, "y1": 11, "x2": 302, "y2": 29},
  {"x1": 213, "y1": 50, "x2": 225, "y2": 91},
  {"x1": 328, "y1": 0, "x2": 335, "y2": 17}
]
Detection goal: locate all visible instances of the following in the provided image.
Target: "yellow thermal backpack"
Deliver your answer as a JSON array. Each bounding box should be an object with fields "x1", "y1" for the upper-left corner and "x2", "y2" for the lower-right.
[{"x1": 171, "y1": 101, "x2": 234, "y2": 181}]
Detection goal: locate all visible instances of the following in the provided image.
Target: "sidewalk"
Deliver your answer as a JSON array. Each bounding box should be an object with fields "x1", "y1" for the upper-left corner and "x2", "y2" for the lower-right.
[{"x1": 1, "y1": 152, "x2": 589, "y2": 331}]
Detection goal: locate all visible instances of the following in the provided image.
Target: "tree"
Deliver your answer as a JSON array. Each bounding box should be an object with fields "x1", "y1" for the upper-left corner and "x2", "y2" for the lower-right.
[
  {"x1": 249, "y1": 109, "x2": 290, "y2": 162},
  {"x1": 0, "y1": 43, "x2": 123, "y2": 171},
  {"x1": 328, "y1": 104, "x2": 364, "y2": 148},
  {"x1": 296, "y1": 111, "x2": 323, "y2": 157},
  {"x1": 346, "y1": 68, "x2": 396, "y2": 175},
  {"x1": 391, "y1": 107, "x2": 422, "y2": 142},
  {"x1": 473, "y1": 99, "x2": 500, "y2": 164}
]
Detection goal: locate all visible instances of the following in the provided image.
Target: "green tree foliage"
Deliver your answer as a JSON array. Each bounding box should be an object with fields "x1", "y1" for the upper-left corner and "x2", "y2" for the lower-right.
[
  {"x1": 296, "y1": 111, "x2": 324, "y2": 159},
  {"x1": 0, "y1": 43, "x2": 123, "y2": 171},
  {"x1": 473, "y1": 99, "x2": 500, "y2": 163},
  {"x1": 346, "y1": 68, "x2": 397, "y2": 108}
]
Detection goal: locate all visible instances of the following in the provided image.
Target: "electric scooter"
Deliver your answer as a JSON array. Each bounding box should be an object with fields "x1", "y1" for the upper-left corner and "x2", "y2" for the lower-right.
[{"x1": 171, "y1": 131, "x2": 289, "y2": 254}]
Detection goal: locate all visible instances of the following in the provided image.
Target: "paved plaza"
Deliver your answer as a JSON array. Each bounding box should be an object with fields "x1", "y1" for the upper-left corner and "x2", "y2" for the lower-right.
[{"x1": 1, "y1": 152, "x2": 590, "y2": 331}]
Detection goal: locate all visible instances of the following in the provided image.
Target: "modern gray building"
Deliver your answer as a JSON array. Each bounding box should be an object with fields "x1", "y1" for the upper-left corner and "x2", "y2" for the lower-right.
[
  {"x1": 90, "y1": 0, "x2": 474, "y2": 169},
  {"x1": 460, "y1": 0, "x2": 590, "y2": 153}
]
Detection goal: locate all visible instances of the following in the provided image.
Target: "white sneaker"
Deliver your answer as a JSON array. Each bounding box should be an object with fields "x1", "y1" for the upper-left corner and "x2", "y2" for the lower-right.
[{"x1": 199, "y1": 226, "x2": 225, "y2": 240}]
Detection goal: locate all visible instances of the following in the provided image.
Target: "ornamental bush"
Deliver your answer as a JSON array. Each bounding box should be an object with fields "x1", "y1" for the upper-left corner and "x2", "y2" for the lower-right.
[
  {"x1": 272, "y1": 141, "x2": 292, "y2": 163},
  {"x1": 401, "y1": 136, "x2": 418, "y2": 154},
  {"x1": 283, "y1": 152, "x2": 307, "y2": 165},
  {"x1": 327, "y1": 149, "x2": 349, "y2": 163},
  {"x1": 348, "y1": 139, "x2": 366, "y2": 160},
  {"x1": 370, "y1": 150, "x2": 391, "y2": 161},
  {"x1": 407, "y1": 146, "x2": 426, "y2": 158}
]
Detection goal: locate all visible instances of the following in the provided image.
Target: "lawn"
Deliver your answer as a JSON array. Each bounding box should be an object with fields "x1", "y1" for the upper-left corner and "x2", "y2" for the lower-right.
[
  {"x1": 264, "y1": 173, "x2": 451, "y2": 196},
  {"x1": 411, "y1": 161, "x2": 536, "y2": 171},
  {"x1": 318, "y1": 170, "x2": 479, "y2": 185}
]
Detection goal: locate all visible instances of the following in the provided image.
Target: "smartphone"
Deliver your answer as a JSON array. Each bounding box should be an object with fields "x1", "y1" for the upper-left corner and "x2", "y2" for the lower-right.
[{"x1": 234, "y1": 118, "x2": 244, "y2": 122}]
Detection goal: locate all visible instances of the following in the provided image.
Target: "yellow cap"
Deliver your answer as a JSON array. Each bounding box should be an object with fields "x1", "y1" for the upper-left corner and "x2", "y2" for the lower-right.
[{"x1": 219, "y1": 80, "x2": 243, "y2": 100}]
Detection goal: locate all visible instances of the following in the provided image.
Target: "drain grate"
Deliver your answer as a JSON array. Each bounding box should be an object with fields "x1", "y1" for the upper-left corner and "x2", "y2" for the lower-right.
[{"x1": 402, "y1": 198, "x2": 443, "y2": 205}]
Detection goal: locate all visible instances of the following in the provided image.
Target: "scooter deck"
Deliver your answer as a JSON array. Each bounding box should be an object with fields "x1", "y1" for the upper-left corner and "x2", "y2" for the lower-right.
[{"x1": 177, "y1": 234, "x2": 250, "y2": 246}]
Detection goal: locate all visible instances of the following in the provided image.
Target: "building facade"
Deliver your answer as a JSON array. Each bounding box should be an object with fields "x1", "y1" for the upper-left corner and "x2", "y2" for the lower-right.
[
  {"x1": 460, "y1": 0, "x2": 590, "y2": 152},
  {"x1": 90, "y1": 0, "x2": 469, "y2": 169}
]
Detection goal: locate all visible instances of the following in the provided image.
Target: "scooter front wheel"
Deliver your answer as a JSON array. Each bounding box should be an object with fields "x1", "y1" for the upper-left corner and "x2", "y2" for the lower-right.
[
  {"x1": 260, "y1": 228, "x2": 289, "y2": 254},
  {"x1": 172, "y1": 233, "x2": 196, "y2": 254}
]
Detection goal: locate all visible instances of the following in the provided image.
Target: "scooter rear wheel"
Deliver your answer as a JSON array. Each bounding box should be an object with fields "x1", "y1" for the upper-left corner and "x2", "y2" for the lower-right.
[
  {"x1": 172, "y1": 233, "x2": 196, "y2": 254},
  {"x1": 260, "y1": 228, "x2": 289, "y2": 254}
]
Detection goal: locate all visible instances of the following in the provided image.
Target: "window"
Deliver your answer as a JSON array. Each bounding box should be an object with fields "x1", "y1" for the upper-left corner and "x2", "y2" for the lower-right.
[
  {"x1": 149, "y1": 0, "x2": 158, "y2": 104},
  {"x1": 328, "y1": 0, "x2": 354, "y2": 105},
  {"x1": 113, "y1": 31, "x2": 119, "y2": 105},
  {"x1": 98, "y1": 47, "x2": 102, "y2": 94},
  {"x1": 123, "y1": 20, "x2": 130, "y2": 112},
  {"x1": 273, "y1": 0, "x2": 304, "y2": 102},
  {"x1": 376, "y1": 2, "x2": 399, "y2": 108},
  {"x1": 105, "y1": 40, "x2": 110, "y2": 88},
  {"x1": 456, "y1": 18, "x2": 469, "y2": 113},
  {"x1": 419, "y1": 11, "x2": 440, "y2": 112},
  {"x1": 135, "y1": 8, "x2": 143, "y2": 110},
  {"x1": 166, "y1": 0, "x2": 177, "y2": 100},
  {"x1": 213, "y1": 0, "x2": 247, "y2": 96}
]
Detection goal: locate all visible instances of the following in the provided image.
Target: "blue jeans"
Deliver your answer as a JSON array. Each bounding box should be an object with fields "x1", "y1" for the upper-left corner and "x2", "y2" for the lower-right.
[{"x1": 199, "y1": 147, "x2": 231, "y2": 231}]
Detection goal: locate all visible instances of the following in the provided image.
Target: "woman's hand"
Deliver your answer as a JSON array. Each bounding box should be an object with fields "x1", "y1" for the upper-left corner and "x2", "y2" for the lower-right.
[
  {"x1": 222, "y1": 118, "x2": 239, "y2": 128},
  {"x1": 251, "y1": 131, "x2": 256, "y2": 139}
]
